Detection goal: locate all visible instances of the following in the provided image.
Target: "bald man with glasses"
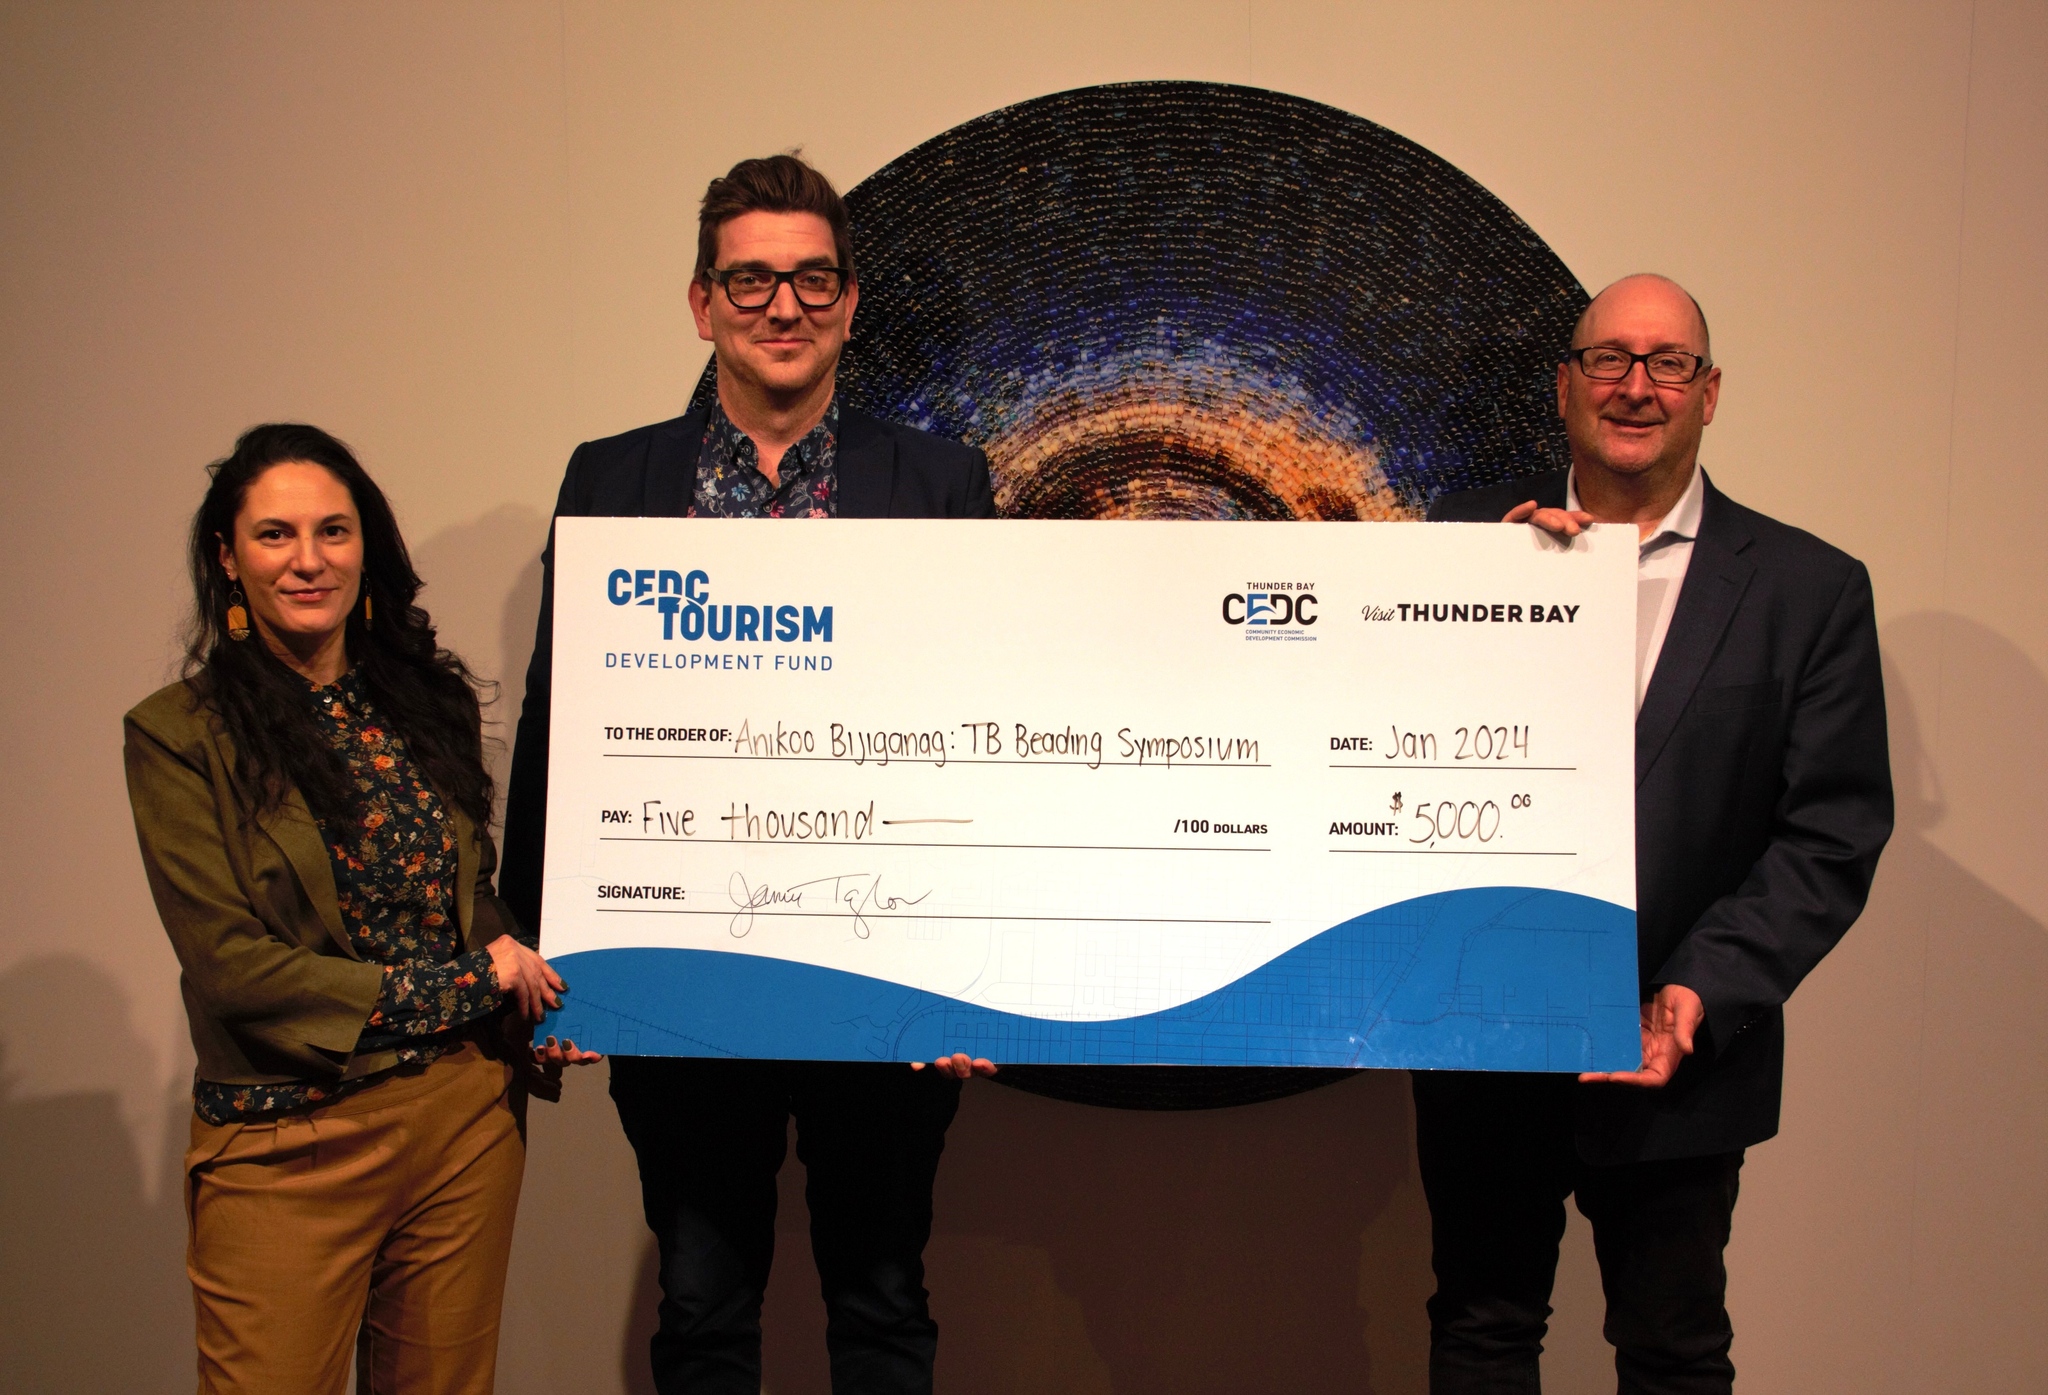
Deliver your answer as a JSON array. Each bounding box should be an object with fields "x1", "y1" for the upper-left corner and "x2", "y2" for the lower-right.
[{"x1": 1417, "y1": 275, "x2": 1893, "y2": 1394}]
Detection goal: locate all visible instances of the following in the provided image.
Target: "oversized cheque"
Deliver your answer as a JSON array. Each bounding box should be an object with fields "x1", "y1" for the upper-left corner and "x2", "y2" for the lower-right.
[{"x1": 535, "y1": 518, "x2": 1641, "y2": 1071}]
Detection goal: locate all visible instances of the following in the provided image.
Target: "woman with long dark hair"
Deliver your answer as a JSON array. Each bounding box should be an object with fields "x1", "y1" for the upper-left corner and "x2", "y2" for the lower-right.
[{"x1": 124, "y1": 423, "x2": 596, "y2": 1393}]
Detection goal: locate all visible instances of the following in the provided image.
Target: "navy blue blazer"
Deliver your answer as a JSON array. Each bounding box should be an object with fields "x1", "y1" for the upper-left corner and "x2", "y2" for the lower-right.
[
  {"x1": 500, "y1": 404, "x2": 995, "y2": 939},
  {"x1": 1429, "y1": 470, "x2": 1893, "y2": 1162}
]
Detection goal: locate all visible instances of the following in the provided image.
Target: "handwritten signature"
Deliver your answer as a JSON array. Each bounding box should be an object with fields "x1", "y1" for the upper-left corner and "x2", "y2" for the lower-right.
[{"x1": 726, "y1": 871, "x2": 932, "y2": 939}]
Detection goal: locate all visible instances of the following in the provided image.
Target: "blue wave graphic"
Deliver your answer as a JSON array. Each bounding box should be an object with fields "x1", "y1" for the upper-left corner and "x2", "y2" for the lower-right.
[{"x1": 536, "y1": 887, "x2": 1640, "y2": 1072}]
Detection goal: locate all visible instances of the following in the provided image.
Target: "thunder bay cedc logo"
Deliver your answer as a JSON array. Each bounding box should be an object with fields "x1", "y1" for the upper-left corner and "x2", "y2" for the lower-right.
[
  {"x1": 1222, "y1": 582, "x2": 1318, "y2": 641},
  {"x1": 606, "y1": 567, "x2": 834, "y2": 644}
]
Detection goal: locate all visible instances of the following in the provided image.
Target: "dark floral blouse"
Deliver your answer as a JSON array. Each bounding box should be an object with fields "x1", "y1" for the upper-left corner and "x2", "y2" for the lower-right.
[
  {"x1": 690, "y1": 396, "x2": 839, "y2": 518},
  {"x1": 193, "y1": 670, "x2": 507, "y2": 1124}
]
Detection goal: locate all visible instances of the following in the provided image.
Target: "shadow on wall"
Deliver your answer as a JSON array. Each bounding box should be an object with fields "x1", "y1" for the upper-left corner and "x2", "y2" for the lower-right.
[
  {"x1": 0, "y1": 957, "x2": 190, "y2": 1394},
  {"x1": 926, "y1": 1071, "x2": 1433, "y2": 1395},
  {"x1": 407, "y1": 504, "x2": 548, "y2": 802},
  {"x1": 1720, "y1": 610, "x2": 2048, "y2": 1395},
  {"x1": 732, "y1": 1071, "x2": 1432, "y2": 1395},
  {"x1": 496, "y1": 1073, "x2": 662, "y2": 1395},
  {"x1": 1871, "y1": 614, "x2": 2048, "y2": 1389}
]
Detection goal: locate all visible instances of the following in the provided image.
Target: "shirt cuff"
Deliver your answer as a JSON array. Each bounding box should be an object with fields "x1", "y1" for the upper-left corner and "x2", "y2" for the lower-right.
[{"x1": 358, "y1": 947, "x2": 506, "y2": 1051}]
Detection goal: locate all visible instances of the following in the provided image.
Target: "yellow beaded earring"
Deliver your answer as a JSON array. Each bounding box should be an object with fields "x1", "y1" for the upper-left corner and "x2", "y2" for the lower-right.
[
  {"x1": 362, "y1": 582, "x2": 372, "y2": 629},
  {"x1": 225, "y1": 586, "x2": 251, "y2": 642}
]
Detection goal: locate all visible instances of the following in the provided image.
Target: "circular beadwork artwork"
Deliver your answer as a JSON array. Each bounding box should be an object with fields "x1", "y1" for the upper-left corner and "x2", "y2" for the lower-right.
[{"x1": 692, "y1": 80, "x2": 1588, "y2": 1108}]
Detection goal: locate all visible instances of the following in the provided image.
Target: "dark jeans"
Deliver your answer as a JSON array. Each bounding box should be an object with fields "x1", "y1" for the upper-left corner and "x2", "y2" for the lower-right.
[
  {"x1": 610, "y1": 1057, "x2": 962, "y2": 1395},
  {"x1": 1412, "y1": 1071, "x2": 1744, "y2": 1395}
]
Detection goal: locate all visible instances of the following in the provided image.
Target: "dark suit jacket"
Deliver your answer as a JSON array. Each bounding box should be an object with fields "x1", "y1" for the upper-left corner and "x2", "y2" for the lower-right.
[
  {"x1": 1429, "y1": 469, "x2": 1892, "y2": 1163},
  {"x1": 501, "y1": 403, "x2": 996, "y2": 939}
]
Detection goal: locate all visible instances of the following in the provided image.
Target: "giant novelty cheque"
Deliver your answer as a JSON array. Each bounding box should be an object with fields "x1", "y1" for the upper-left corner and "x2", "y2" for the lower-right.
[{"x1": 535, "y1": 518, "x2": 1642, "y2": 1072}]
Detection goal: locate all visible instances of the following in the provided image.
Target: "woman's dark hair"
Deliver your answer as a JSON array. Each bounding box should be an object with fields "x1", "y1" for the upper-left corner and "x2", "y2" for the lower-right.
[{"x1": 184, "y1": 423, "x2": 495, "y2": 829}]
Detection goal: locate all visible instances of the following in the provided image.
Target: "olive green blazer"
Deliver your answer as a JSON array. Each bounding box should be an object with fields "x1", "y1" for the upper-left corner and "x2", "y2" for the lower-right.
[{"x1": 124, "y1": 679, "x2": 524, "y2": 1087}]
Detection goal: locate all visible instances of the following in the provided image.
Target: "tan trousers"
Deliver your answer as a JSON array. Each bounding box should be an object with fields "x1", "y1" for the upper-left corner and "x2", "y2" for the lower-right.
[{"x1": 185, "y1": 1042, "x2": 526, "y2": 1395}]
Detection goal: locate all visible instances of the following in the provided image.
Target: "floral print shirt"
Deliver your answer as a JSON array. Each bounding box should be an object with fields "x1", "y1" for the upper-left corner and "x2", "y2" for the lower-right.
[
  {"x1": 690, "y1": 396, "x2": 839, "y2": 518},
  {"x1": 192, "y1": 670, "x2": 506, "y2": 1124}
]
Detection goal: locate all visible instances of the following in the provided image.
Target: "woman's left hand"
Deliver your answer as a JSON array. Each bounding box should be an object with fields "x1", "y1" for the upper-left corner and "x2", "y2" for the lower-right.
[{"x1": 534, "y1": 1034, "x2": 603, "y2": 1085}]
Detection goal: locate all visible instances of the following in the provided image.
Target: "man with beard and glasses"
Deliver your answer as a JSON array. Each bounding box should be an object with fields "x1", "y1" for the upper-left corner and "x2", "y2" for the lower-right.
[{"x1": 502, "y1": 153, "x2": 996, "y2": 1395}]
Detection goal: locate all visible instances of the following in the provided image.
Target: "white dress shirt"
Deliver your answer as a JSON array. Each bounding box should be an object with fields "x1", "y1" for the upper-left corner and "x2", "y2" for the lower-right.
[{"x1": 1568, "y1": 464, "x2": 1707, "y2": 713}]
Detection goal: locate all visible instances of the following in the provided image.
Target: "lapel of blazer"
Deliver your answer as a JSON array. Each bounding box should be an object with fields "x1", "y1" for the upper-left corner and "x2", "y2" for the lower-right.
[
  {"x1": 1634, "y1": 473, "x2": 1758, "y2": 787},
  {"x1": 642, "y1": 408, "x2": 709, "y2": 517},
  {"x1": 255, "y1": 789, "x2": 360, "y2": 960},
  {"x1": 836, "y1": 406, "x2": 897, "y2": 519}
]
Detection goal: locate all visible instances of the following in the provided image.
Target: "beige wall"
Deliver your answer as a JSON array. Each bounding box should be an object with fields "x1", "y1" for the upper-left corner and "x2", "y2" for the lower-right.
[{"x1": 3, "y1": 3, "x2": 2042, "y2": 1391}]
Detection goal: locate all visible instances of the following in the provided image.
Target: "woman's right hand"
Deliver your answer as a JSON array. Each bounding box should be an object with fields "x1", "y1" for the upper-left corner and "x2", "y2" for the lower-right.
[{"x1": 486, "y1": 935, "x2": 566, "y2": 1023}]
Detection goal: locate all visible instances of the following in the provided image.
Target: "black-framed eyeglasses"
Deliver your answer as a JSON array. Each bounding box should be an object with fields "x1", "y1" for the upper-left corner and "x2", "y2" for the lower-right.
[
  {"x1": 1564, "y1": 346, "x2": 1712, "y2": 385},
  {"x1": 705, "y1": 266, "x2": 849, "y2": 310}
]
